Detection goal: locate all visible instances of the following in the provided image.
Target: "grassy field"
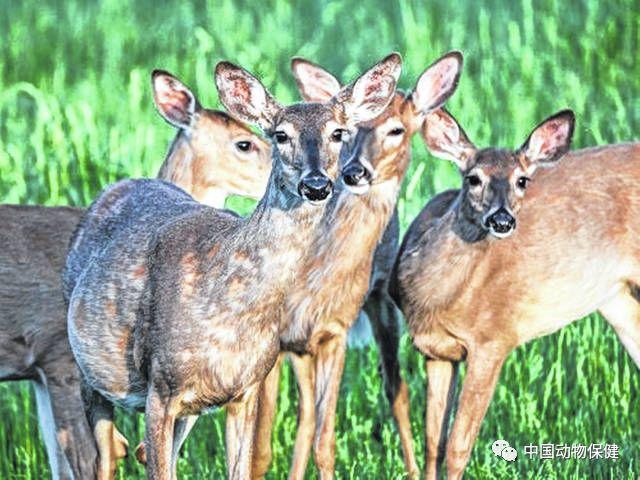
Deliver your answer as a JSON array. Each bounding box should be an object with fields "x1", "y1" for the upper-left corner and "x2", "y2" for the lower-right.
[{"x1": 1, "y1": 0, "x2": 639, "y2": 478}]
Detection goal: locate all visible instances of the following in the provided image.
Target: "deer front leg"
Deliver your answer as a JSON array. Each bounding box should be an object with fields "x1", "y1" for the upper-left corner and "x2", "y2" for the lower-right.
[
  {"x1": 312, "y1": 334, "x2": 347, "y2": 480},
  {"x1": 364, "y1": 291, "x2": 419, "y2": 478},
  {"x1": 144, "y1": 386, "x2": 177, "y2": 480},
  {"x1": 226, "y1": 384, "x2": 260, "y2": 480},
  {"x1": 600, "y1": 289, "x2": 640, "y2": 368},
  {"x1": 252, "y1": 354, "x2": 283, "y2": 479},
  {"x1": 424, "y1": 359, "x2": 458, "y2": 480},
  {"x1": 446, "y1": 348, "x2": 506, "y2": 480},
  {"x1": 288, "y1": 353, "x2": 316, "y2": 480}
]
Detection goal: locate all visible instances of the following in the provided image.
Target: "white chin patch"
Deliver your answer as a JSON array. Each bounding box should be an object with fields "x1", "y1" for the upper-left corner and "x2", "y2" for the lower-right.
[
  {"x1": 489, "y1": 228, "x2": 514, "y2": 239},
  {"x1": 307, "y1": 198, "x2": 329, "y2": 206},
  {"x1": 344, "y1": 182, "x2": 371, "y2": 195}
]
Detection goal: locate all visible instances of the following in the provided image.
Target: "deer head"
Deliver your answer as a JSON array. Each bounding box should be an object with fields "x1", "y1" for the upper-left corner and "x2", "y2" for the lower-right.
[
  {"x1": 215, "y1": 54, "x2": 402, "y2": 205},
  {"x1": 152, "y1": 70, "x2": 271, "y2": 202},
  {"x1": 423, "y1": 108, "x2": 575, "y2": 238},
  {"x1": 291, "y1": 52, "x2": 463, "y2": 195}
]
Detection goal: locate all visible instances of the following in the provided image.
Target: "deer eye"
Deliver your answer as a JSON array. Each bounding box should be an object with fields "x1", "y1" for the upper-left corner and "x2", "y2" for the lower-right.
[
  {"x1": 466, "y1": 174, "x2": 481, "y2": 187},
  {"x1": 235, "y1": 141, "x2": 252, "y2": 152},
  {"x1": 274, "y1": 131, "x2": 289, "y2": 144},
  {"x1": 330, "y1": 129, "x2": 346, "y2": 143},
  {"x1": 388, "y1": 127, "x2": 405, "y2": 136},
  {"x1": 517, "y1": 176, "x2": 531, "y2": 189}
]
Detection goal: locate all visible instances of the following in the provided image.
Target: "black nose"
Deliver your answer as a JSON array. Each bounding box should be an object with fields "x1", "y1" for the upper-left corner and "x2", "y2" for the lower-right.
[
  {"x1": 298, "y1": 174, "x2": 333, "y2": 202},
  {"x1": 342, "y1": 163, "x2": 371, "y2": 187},
  {"x1": 486, "y1": 208, "x2": 516, "y2": 234}
]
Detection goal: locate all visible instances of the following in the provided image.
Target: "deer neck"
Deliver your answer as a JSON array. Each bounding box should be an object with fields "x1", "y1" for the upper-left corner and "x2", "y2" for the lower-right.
[
  {"x1": 452, "y1": 196, "x2": 490, "y2": 243},
  {"x1": 156, "y1": 132, "x2": 228, "y2": 209},
  {"x1": 225, "y1": 162, "x2": 325, "y2": 283},
  {"x1": 280, "y1": 175, "x2": 401, "y2": 341},
  {"x1": 404, "y1": 196, "x2": 491, "y2": 315}
]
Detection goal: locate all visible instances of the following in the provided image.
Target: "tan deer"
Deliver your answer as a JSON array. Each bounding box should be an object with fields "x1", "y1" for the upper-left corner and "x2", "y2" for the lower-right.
[
  {"x1": 250, "y1": 52, "x2": 463, "y2": 480},
  {"x1": 0, "y1": 69, "x2": 272, "y2": 479},
  {"x1": 391, "y1": 107, "x2": 640, "y2": 479},
  {"x1": 152, "y1": 69, "x2": 271, "y2": 208},
  {"x1": 63, "y1": 56, "x2": 400, "y2": 480}
]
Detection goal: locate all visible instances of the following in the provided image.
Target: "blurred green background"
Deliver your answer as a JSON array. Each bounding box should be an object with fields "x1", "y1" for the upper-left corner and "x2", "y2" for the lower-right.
[{"x1": 0, "y1": 0, "x2": 639, "y2": 478}]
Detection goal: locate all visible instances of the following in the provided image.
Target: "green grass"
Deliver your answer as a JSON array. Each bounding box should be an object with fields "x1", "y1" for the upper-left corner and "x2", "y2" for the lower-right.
[{"x1": 0, "y1": 0, "x2": 639, "y2": 478}]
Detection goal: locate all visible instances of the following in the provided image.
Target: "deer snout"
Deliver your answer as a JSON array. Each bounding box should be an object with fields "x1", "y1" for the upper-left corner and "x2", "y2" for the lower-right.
[
  {"x1": 298, "y1": 172, "x2": 333, "y2": 203},
  {"x1": 342, "y1": 161, "x2": 372, "y2": 190},
  {"x1": 484, "y1": 208, "x2": 516, "y2": 238}
]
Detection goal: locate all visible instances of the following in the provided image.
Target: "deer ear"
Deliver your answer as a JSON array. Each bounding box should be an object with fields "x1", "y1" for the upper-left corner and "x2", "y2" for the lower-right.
[
  {"x1": 291, "y1": 57, "x2": 342, "y2": 102},
  {"x1": 411, "y1": 51, "x2": 463, "y2": 116},
  {"x1": 214, "y1": 61, "x2": 282, "y2": 131},
  {"x1": 519, "y1": 110, "x2": 575, "y2": 171},
  {"x1": 334, "y1": 52, "x2": 402, "y2": 124},
  {"x1": 152, "y1": 70, "x2": 200, "y2": 129},
  {"x1": 421, "y1": 108, "x2": 476, "y2": 170}
]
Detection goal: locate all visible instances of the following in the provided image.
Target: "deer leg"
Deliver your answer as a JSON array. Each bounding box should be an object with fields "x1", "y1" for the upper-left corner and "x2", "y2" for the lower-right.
[
  {"x1": 600, "y1": 289, "x2": 640, "y2": 368},
  {"x1": 82, "y1": 381, "x2": 123, "y2": 480},
  {"x1": 288, "y1": 353, "x2": 316, "y2": 480},
  {"x1": 364, "y1": 290, "x2": 419, "y2": 478},
  {"x1": 226, "y1": 383, "x2": 260, "y2": 480},
  {"x1": 252, "y1": 354, "x2": 283, "y2": 479},
  {"x1": 136, "y1": 412, "x2": 197, "y2": 472},
  {"x1": 169, "y1": 415, "x2": 198, "y2": 479},
  {"x1": 424, "y1": 359, "x2": 458, "y2": 480},
  {"x1": 312, "y1": 334, "x2": 346, "y2": 480},
  {"x1": 445, "y1": 348, "x2": 506, "y2": 480},
  {"x1": 144, "y1": 386, "x2": 177, "y2": 480},
  {"x1": 32, "y1": 375, "x2": 74, "y2": 480}
]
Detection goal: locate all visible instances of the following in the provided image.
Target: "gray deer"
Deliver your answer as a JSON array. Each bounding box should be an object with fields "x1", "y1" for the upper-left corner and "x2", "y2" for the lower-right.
[
  {"x1": 63, "y1": 56, "x2": 400, "y2": 480},
  {"x1": 0, "y1": 68, "x2": 271, "y2": 479}
]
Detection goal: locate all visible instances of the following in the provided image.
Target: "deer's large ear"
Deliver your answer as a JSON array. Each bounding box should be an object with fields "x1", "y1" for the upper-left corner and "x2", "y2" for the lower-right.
[
  {"x1": 519, "y1": 110, "x2": 575, "y2": 172},
  {"x1": 152, "y1": 70, "x2": 200, "y2": 129},
  {"x1": 410, "y1": 51, "x2": 463, "y2": 121},
  {"x1": 215, "y1": 61, "x2": 282, "y2": 131},
  {"x1": 334, "y1": 52, "x2": 402, "y2": 125},
  {"x1": 422, "y1": 108, "x2": 476, "y2": 170},
  {"x1": 291, "y1": 57, "x2": 342, "y2": 102}
]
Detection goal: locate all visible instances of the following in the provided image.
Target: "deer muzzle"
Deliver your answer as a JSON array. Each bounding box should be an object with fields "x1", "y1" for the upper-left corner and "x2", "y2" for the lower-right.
[
  {"x1": 484, "y1": 208, "x2": 516, "y2": 238},
  {"x1": 298, "y1": 172, "x2": 333, "y2": 203}
]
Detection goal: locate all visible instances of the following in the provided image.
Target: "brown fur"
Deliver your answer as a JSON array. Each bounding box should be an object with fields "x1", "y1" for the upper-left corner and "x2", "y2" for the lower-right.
[
  {"x1": 252, "y1": 52, "x2": 463, "y2": 480},
  {"x1": 394, "y1": 108, "x2": 640, "y2": 479},
  {"x1": 66, "y1": 57, "x2": 400, "y2": 480},
  {"x1": 0, "y1": 69, "x2": 275, "y2": 479}
]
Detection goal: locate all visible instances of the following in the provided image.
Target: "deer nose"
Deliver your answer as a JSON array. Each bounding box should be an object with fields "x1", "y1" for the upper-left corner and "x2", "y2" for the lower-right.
[
  {"x1": 485, "y1": 208, "x2": 516, "y2": 236},
  {"x1": 342, "y1": 163, "x2": 371, "y2": 187},
  {"x1": 298, "y1": 173, "x2": 333, "y2": 202}
]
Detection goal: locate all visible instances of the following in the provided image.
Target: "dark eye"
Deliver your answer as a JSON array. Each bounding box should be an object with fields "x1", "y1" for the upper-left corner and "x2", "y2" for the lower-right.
[
  {"x1": 466, "y1": 174, "x2": 481, "y2": 187},
  {"x1": 330, "y1": 129, "x2": 345, "y2": 142},
  {"x1": 517, "y1": 176, "x2": 531, "y2": 189},
  {"x1": 274, "y1": 131, "x2": 289, "y2": 144},
  {"x1": 388, "y1": 127, "x2": 405, "y2": 136},
  {"x1": 235, "y1": 141, "x2": 252, "y2": 152}
]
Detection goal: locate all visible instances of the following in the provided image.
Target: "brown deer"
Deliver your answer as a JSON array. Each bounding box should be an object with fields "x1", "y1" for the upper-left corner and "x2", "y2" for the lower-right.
[
  {"x1": 0, "y1": 68, "x2": 272, "y2": 479},
  {"x1": 62, "y1": 56, "x2": 400, "y2": 480},
  {"x1": 391, "y1": 108, "x2": 640, "y2": 479},
  {"x1": 152, "y1": 70, "x2": 271, "y2": 208},
  {"x1": 250, "y1": 52, "x2": 463, "y2": 480}
]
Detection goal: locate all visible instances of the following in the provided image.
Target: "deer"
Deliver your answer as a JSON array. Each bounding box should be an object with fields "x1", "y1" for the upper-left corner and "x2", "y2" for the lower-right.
[
  {"x1": 0, "y1": 68, "x2": 272, "y2": 479},
  {"x1": 249, "y1": 52, "x2": 464, "y2": 480},
  {"x1": 152, "y1": 70, "x2": 271, "y2": 209},
  {"x1": 390, "y1": 107, "x2": 640, "y2": 479},
  {"x1": 62, "y1": 55, "x2": 401, "y2": 480}
]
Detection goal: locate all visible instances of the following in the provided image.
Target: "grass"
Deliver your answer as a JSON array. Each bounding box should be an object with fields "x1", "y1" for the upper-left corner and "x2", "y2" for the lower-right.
[{"x1": 0, "y1": 0, "x2": 639, "y2": 478}]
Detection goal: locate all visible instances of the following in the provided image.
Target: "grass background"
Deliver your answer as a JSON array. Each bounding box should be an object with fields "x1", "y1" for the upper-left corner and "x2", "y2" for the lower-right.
[{"x1": 0, "y1": 0, "x2": 639, "y2": 478}]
